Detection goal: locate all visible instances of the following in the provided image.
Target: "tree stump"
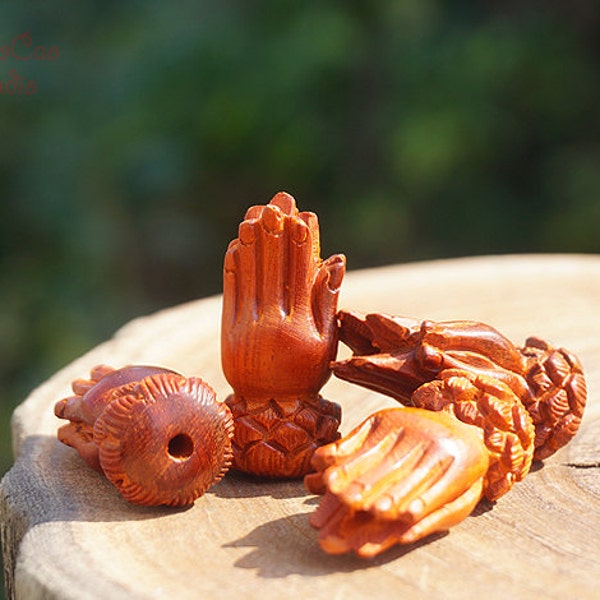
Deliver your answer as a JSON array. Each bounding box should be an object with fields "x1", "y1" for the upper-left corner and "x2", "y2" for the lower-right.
[{"x1": 2, "y1": 255, "x2": 599, "y2": 599}]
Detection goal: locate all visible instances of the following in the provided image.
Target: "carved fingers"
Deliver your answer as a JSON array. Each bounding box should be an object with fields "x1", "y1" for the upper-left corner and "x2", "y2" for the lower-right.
[
  {"x1": 332, "y1": 313, "x2": 424, "y2": 403},
  {"x1": 337, "y1": 310, "x2": 421, "y2": 356},
  {"x1": 309, "y1": 476, "x2": 484, "y2": 557},
  {"x1": 305, "y1": 407, "x2": 488, "y2": 557},
  {"x1": 312, "y1": 253, "x2": 345, "y2": 337},
  {"x1": 333, "y1": 309, "x2": 586, "y2": 468},
  {"x1": 54, "y1": 364, "x2": 116, "y2": 425},
  {"x1": 223, "y1": 192, "x2": 340, "y2": 328},
  {"x1": 333, "y1": 311, "x2": 532, "y2": 405}
]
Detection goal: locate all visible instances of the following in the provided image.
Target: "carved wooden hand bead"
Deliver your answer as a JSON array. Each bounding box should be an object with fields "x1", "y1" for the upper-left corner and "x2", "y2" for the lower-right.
[
  {"x1": 221, "y1": 192, "x2": 346, "y2": 478},
  {"x1": 305, "y1": 407, "x2": 489, "y2": 557},
  {"x1": 304, "y1": 310, "x2": 587, "y2": 557},
  {"x1": 333, "y1": 310, "x2": 587, "y2": 461},
  {"x1": 55, "y1": 365, "x2": 234, "y2": 506}
]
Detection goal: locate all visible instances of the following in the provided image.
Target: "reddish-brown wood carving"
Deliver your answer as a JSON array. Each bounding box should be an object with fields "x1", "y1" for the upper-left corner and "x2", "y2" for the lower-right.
[
  {"x1": 333, "y1": 310, "x2": 587, "y2": 461},
  {"x1": 305, "y1": 407, "x2": 489, "y2": 557},
  {"x1": 55, "y1": 365, "x2": 234, "y2": 506},
  {"x1": 306, "y1": 310, "x2": 587, "y2": 556},
  {"x1": 221, "y1": 192, "x2": 346, "y2": 477}
]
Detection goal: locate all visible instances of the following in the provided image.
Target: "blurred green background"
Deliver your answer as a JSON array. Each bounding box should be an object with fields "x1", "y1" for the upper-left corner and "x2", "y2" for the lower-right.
[{"x1": 1, "y1": 0, "x2": 599, "y2": 483}]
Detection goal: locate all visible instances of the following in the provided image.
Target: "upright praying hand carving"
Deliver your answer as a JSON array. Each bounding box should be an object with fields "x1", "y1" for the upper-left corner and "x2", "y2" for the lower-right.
[
  {"x1": 221, "y1": 192, "x2": 346, "y2": 478},
  {"x1": 306, "y1": 310, "x2": 587, "y2": 556}
]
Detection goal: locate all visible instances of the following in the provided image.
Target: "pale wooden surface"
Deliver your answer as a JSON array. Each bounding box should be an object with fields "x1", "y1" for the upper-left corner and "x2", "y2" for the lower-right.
[{"x1": 2, "y1": 254, "x2": 600, "y2": 600}]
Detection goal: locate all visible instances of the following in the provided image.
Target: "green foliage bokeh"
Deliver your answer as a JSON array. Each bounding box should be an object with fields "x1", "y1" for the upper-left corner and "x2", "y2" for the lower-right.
[{"x1": 0, "y1": 1, "x2": 599, "y2": 477}]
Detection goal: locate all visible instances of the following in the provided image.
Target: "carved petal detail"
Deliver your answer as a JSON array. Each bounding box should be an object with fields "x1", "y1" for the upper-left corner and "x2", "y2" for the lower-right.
[
  {"x1": 95, "y1": 374, "x2": 234, "y2": 506},
  {"x1": 226, "y1": 393, "x2": 341, "y2": 478},
  {"x1": 520, "y1": 338, "x2": 587, "y2": 460},
  {"x1": 333, "y1": 310, "x2": 587, "y2": 462}
]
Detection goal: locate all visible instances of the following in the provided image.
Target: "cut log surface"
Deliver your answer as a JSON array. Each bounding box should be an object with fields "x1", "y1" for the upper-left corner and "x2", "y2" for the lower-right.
[{"x1": 2, "y1": 254, "x2": 600, "y2": 600}]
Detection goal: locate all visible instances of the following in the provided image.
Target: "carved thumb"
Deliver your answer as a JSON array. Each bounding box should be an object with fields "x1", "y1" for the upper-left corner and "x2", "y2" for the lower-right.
[{"x1": 312, "y1": 254, "x2": 346, "y2": 336}]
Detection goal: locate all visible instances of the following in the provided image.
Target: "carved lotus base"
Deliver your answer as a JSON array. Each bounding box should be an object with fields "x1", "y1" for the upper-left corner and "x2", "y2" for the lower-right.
[{"x1": 225, "y1": 394, "x2": 341, "y2": 478}]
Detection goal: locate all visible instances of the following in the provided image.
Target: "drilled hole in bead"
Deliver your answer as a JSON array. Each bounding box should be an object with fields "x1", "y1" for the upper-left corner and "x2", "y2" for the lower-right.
[{"x1": 168, "y1": 434, "x2": 194, "y2": 460}]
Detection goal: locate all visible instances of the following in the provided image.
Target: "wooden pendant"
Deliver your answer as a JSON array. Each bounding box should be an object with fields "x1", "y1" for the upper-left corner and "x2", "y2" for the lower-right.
[
  {"x1": 55, "y1": 365, "x2": 234, "y2": 506},
  {"x1": 305, "y1": 310, "x2": 587, "y2": 556},
  {"x1": 221, "y1": 192, "x2": 346, "y2": 477}
]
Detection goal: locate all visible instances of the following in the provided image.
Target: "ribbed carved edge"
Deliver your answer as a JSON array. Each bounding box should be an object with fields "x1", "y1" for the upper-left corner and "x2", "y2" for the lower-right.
[{"x1": 95, "y1": 374, "x2": 234, "y2": 506}]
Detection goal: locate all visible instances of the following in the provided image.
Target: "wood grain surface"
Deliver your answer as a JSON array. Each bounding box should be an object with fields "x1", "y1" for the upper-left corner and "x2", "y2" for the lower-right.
[{"x1": 2, "y1": 254, "x2": 599, "y2": 599}]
